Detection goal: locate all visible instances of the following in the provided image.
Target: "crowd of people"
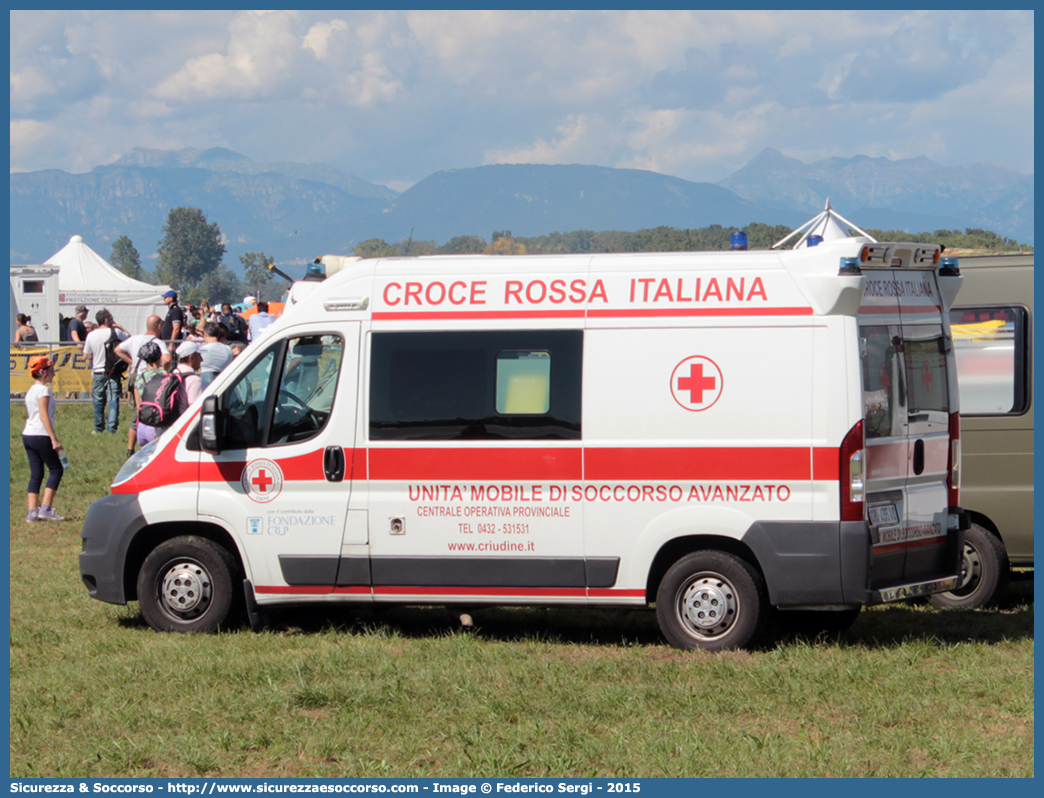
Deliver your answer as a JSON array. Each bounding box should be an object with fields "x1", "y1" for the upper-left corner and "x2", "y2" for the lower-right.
[{"x1": 19, "y1": 292, "x2": 281, "y2": 523}]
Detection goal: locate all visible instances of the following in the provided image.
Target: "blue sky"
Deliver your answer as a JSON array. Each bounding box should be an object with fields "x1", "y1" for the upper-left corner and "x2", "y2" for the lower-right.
[{"x1": 10, "y1": 9, "x2": 1034, "y2": 191}]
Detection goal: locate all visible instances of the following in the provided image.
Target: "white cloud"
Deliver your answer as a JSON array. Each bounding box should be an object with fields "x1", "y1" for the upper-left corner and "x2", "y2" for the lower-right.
[
  {"x1": 10, "y1": 66, "x2": 55, "y2": 106},
  {"x1": 8, "y1": 9, "x2": 1034, "y2": 182},
  {"x1": 154, "y1": 11, "x2": 304, "y2": 102},
  {"x1": 10, "y1": 119, "x2": 60, "y2": 168},
  {"x1": 302, "y1": 19, "x2": 349, "y2": 62},
  {"x1": 484, "y1": 116, "x2": 600, "y2": 166},
  {"x1": 338, "y1": 51, "x2": 403, "y2": 107},
  {"x1": 621, "y1": 105, "x2": 779, "y2": 179}
]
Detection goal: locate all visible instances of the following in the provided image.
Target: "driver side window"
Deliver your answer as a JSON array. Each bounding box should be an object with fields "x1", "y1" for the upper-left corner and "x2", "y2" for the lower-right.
[
  {"x1": 268, "y1": 335, "x2": 344, "y2": 446},
  {"x1": 225, "y1": 349, "x2": 276, "y2": 449},
  {"x1": 220, "y1": 334, "x2": 344, "y2": 449}
]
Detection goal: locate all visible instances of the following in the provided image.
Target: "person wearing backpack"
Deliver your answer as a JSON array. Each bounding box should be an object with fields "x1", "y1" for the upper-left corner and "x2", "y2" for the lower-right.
[
  {"x1": 116, "y1": 314, "x2": 168, "y2": 458},
  {"x1": 132, "y1": 341, "x2": 166, "y2": 448},
  {"x1": 137, "y1": 340, "x2": 203, "y2": 436},
  {"x1": 81, "y1": 309, "x2": 128, "y2": 434},
  {"x1": 174, "y1": 340, "x2": 204, "y2": 412}
]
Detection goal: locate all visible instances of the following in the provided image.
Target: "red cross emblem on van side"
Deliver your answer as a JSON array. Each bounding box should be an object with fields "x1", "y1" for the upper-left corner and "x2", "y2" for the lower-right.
[
  {"x1": 670, "y1": 356, "x2": 724, "y2": 412},
  {"x1": 252, "y1": 470, "x2": 274, "y2": 493},
  {"x1": 241, "y1": 459, "x2": 283, "y2": 503},
  {"x1": 678, "y1": 363, "x2": 717, "y2": 403}
]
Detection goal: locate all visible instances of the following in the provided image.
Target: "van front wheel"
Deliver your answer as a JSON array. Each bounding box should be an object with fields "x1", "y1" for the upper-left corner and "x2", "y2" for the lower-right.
[
  {"x1": 137, "y1": 536, "x2": 239, "y2": 632},
  {"x1": 656, "y1": 551, "x2": 766, "y2": 651}
]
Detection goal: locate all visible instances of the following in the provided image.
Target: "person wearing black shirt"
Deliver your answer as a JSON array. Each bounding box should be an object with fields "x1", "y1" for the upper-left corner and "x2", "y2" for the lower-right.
[
  {"x1": 219, "y1": 302, "x2": 249, "y2": 344},
  {"x1": 161, "y1": 290, "x2": 185, "y2": 353},
  {"x1": 68, "y1": 306, "x2": 88, "y2": 344}
]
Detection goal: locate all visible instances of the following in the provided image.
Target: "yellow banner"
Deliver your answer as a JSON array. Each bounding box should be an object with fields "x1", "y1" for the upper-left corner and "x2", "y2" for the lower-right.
[{"x1": 10, "y1": 345, "x2": 97, "y2": 394}]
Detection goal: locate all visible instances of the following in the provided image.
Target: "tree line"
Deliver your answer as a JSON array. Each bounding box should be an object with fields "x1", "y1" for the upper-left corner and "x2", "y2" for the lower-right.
[
  {"x1": 352, "y1": 224, "x2": 1032, "y2": 259},
  {"x1": 109, "y1": 207, "x2": 281, "y2": 307},
  {"x1": 111, "y1": 207, "x2": 1032, "y2": 304}
]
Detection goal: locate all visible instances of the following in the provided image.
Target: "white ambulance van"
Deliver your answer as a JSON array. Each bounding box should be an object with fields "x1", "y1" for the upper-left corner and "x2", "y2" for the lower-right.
[{"x1": 80, "y1": 239, "x2": 968, "y2": 650}]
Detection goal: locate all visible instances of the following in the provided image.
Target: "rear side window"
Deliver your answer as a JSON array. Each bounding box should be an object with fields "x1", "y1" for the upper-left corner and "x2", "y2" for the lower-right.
[
  {"x1": 950, "y1": 306, "x2": 1030, "y2": 415},
  {"x1": 370, "y1": 330, "x2": 581, "y2": 440}
]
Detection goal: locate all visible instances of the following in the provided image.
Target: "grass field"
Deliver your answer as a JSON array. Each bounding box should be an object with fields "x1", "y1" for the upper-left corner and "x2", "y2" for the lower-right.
[{"x1": 8, "y1": 404, "x2": 1034, "y2": 778}]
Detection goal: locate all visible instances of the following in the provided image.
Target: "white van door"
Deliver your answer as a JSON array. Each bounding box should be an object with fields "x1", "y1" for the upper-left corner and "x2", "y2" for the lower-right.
[
  {"x1": 197, "y1": 327, "x2": 360, "y2": 595},
  {"x1": 897, "y1": 310, "x2": 956, "y2": 583},
  {"x1": 860, "y1": 270, "x2": 955, "y2": 588},
  {"x1": 363, "y1": 328, "x2": 587, "y2": 603}
]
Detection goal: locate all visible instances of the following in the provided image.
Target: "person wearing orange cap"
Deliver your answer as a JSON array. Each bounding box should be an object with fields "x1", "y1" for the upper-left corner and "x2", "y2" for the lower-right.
[{"x1": 22, "y1": 355, "x2": 66, "y2": 522}]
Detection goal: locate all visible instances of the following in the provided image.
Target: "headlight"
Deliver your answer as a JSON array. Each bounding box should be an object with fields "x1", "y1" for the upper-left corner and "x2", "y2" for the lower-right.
[{"x1": 112, "y1": 438, "x2": 160, "y2": 487}]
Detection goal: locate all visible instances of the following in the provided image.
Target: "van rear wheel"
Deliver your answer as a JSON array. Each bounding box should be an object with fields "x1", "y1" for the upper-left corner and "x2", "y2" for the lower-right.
[
  {"x1": 656, "y1": 550, "x2": 766, "y2": 651},
  {"x1": 137, "y1": 536, "x2": 239, "y2": 632},
  {"x1": 929, "y1": 523, "x2": 1009, "y2": 609}
]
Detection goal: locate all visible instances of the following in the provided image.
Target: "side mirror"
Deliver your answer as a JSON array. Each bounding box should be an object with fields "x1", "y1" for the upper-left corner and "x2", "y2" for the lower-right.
[{"x1": 200, "y1": 395, "x2": 222, "y2": 454}]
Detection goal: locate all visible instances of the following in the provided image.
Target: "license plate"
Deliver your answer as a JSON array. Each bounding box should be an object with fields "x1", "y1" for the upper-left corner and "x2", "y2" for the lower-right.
[{"x1": 869, "y1": 504, "x2": 900, "y2": 526}]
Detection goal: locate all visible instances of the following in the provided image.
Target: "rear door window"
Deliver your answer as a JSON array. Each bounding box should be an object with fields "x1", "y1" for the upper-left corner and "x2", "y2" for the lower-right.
[
  {"x1": 902, "y1": 324, "x2": 951, "y2": 422},
  {"x1": 861, "y1": 325, "x2": 906, "y2": 439}
]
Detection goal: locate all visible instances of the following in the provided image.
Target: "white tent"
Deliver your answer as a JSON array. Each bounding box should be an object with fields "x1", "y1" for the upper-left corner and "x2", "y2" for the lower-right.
[
  {"x1": 44, "y1": 235, "x2": 173, "y2": 335},
  {"x1": 771, "y1": 198, "x2": 877, "y2": 250}
]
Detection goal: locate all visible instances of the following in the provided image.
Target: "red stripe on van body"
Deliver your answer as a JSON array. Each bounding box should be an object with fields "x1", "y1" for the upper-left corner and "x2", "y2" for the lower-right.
[
  {"x1": 350, "y1": 448, "x2": 368, "y2": 480},
  {"x1": 362, "y1": 446, "x2": 843, "y2": 482},
  {"x1": 114, "y1": 444, "x2": 331, "y2": 495},
  {"x1": 368, "y1": 447, "x2": 583, "y2": 480},
  {"x1": 584, "y1": 447, "x2": 813, "y2": 480},
  {"x1": 373, "y1": 310, "x2": 585, "y2": 321},
  {"x1": 113, "y1": 440, "x2": 843, "y2": 496},
  {"x1": 588, "y1": 588, "x2": 646, "y2": 598},
  {"x1": 812, "y1": 447, "x2": 840, "y2": 480},
  {"x1": 373, "y1": 586, "x2": 588, "y2": 598},
  {"x1": 198, "y1": 450, "x2": 326, "y2": 483},
  {"x1": 112, "y1": 416, "x2": 199, "y2": 494},
  {"x1": 372, "y1": 307, "x2": 813, "y2": 321},
  {"x1": 256, "y1": 586, "x2": 640, "y2": 598},
  {"x1": 587, "y1": 307, "x2": 813, "y2": 318},
  {"x1": 255, "y1": 585, "x2": 333, "y2": 595}
]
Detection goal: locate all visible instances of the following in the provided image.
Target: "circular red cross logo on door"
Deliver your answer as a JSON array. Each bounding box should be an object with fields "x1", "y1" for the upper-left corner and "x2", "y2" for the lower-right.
[
  {"x1": 670, "y1": 356, "x2": 724, "y2": 412},
  {"x1": 241, "y1": 459, "x2": 284, "y2": 503}
]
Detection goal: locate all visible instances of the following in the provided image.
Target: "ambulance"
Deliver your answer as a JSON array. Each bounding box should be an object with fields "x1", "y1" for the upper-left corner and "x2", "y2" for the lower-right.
[{"x1": 80, "y1": 236, "x2": 968, "y2": 650}]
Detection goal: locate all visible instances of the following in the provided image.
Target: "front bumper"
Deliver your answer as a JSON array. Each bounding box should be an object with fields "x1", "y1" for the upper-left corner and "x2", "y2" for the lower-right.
[{"x1": 79, "y1": 493, "x2": 147, "y2": 605}]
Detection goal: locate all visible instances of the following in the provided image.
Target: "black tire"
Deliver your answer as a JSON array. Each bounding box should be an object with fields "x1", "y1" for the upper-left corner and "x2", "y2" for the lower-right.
[
  {"x1": 655, "y1": 550, "x2": 766, "y2": 651},
  {"x1": 775, "y1": 607, "x2": 861, "y2": 638},
  {"x1": 929, "y1": 523, "x2": 1009, "y2": 609},
  {"x1": 137, "y1": 536, "x2": 240, "y2": 632}
]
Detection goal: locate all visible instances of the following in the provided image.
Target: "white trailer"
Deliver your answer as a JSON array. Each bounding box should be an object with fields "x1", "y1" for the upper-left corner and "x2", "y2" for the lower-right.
[{"x1": 10, "y1": 265, "x2": 61, "y2": 341}]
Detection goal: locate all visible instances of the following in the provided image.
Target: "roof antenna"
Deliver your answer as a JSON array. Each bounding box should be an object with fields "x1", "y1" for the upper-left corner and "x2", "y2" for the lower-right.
[{"x1": 404, "y1": 228, "x2": 414, "y2": 256}]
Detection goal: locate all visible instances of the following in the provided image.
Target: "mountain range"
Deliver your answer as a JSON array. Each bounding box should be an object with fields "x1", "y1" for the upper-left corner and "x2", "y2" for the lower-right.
[{"x1": 9, "y1": 146, "x2": 1032, "y2": 275}]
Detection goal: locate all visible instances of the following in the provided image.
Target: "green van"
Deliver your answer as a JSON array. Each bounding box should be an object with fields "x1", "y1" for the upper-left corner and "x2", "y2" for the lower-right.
[{"x1": 932, "y1": 253, "x2": 1033, "y2": 607}]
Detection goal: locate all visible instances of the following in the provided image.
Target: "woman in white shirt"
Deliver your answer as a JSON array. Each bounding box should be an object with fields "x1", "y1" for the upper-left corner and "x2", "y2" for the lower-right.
[{"x1": 22, "y1": 355, "x2": 66, "y2": 522}]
